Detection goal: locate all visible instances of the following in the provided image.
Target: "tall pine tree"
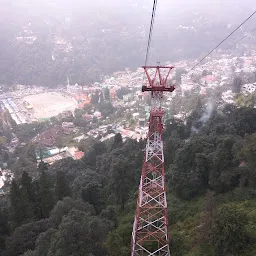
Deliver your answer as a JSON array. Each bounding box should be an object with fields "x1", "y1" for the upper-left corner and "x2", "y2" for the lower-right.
[
  {"x1": 39, "y1": 172, "x2": 55, "y2": 218},
  {"x1": 9, "y1": 180, "x2": 34, "y2": 227},
  {"x1": 31, "y1": 180, "x2": 43, "y2": 220},
  {"x1": 0, "y1": 210, "x2": 9, "y2": 253},
  {"x1": 55, "y1": 171, "x2": 71, "y2": 201},
  {"x1": 109, "y1": 157, "x2": 133, "y2": 211},
  {"x1": 21, "y1": 171, "x2": 33, "y2": 202},
  {"x1": 112, "y1": 133, "x2": 122, "y2": 149},
  {"x1": 104, "y1": 87, "x2": 111, "y2": 102}
]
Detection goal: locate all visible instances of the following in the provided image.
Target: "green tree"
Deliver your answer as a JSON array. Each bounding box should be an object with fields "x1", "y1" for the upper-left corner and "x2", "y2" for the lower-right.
[
  {"x1": 82, "y1": 141, "x2": 107, "y2": 166},
  {"x1": 92, "y1": 116, "x2": 98, "y2": 124},
  {"x1": 99, "y1": 102, "x2": 114, "y2": 117},
  {"x1": 105, "y1": 231, "x2": 129, "y2": 256},
  {"x1": 37, "y1": 161, "x2": 48, "y2": 172},
  {"x1": 55, "y1": 171, "x2": 71, "y2": 201},
  {"x1": 109, "y1": 157, "x2": 133, "y2": 211},
  {"x1": 169, "y1": 136, "x2": 214, "y2": 199},
  {"x1": 240, "y1": 133, "x2": 256, "y2": 169},
  {"x1": 21, "y1": 171, "x2": 33, "y2": 202},
  {"x1": 232, "y1": 76, "x2": 243, "y2": 93},
  {"x1": 74, "y1": 108, "x2": 84, "y2": 118},
  {"x1": 81, "y1": 181, "x2": 102, "y2": 214},
  {"x1": 32, "y1": 228, "x2": 57, "y2": 256},
  {"x1": 5, "y1": 219, "x2": 49, "y2": 256},
  {"x1": 105, "y1": 214, "x2": 132, "y2": 256},
  {"x1": 49, "y1": 197, "x2": 94, "y2": 229},
  {"x1": 233, "y1": 107, "x2": 256, "y2": 136},
  {"x1": 0, "y1": 210, "x2": 9, "y2": 253},
  {"x1": 209, "y1": 135, "x2": 238, "y2": 192},
  {"x1": 22, "y1": 249, "x2": 38, "y2": 256},
  {"x1": 39, "y1": 172, "x2": 55, "y2": 218},
  {"x1": 164, "y1": 136, "x2": 182, "y2": 167},
  {"x1": 175, "y1": 68, "x2": 187, "y2": 83},
  {"x1": 235, "y1": 93, "x2": 254, "y2": 107},
  {"x1": 202, "y1": 69, "x2": 210, "y2": 77},
  {"x1": 100, "y1": 206, "x2": 118, "y2": 228},
  {"x1": 90, "y1": 92, "x2": 100, "y2": 105},
  {"x1": 104, "y1": 87, "x2": 111, "y2": 102},
  {"x1": 48, "y1": 209, "x2": 109, "y2": 256},
  {"x1": 9, "y1": 154, "x2": 37, "y2": 179},
  {"x1": 197, "y1": 191, "x2": 216, "y2": 255},
  {"x1": 9, "y1": 180, "x2": 34, "y2": 227},
  {"x1": 25, "y1": 143, "x2": 37, "y2": 162},
  {"x1": 213, "y1": 205, "x2": 249, "y2": 255},
  {"x1": 83, "y1": 103, "x2": 93, "y2": 113},
  {"x1": 112, "y1": 133, "x2": 123, "y2": 149},
  {"x1": 236, "y1": 133, "x2": 256, "y2": 188}
]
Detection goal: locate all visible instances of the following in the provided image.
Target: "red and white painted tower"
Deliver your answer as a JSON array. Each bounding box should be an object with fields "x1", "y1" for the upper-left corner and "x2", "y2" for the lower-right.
[{"x1": 131, "y1": 66, "x2": 175, "y2": 256}]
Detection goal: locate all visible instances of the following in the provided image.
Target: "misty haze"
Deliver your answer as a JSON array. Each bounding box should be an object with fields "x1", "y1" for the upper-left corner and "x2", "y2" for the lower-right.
[{"x1": 0, "y1": 1, "x2": 256, "y2": 256}]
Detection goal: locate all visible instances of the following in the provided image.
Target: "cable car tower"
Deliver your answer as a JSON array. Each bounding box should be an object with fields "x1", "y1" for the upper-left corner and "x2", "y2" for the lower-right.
[{"x1": 131, "y1": 66, "x2": 175, "y2": 256}]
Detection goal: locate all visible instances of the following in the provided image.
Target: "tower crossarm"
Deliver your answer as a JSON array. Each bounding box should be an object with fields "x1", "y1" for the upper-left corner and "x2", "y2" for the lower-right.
[{"x1": 141, "y1": 66, "x2": 175, "y2": 94}]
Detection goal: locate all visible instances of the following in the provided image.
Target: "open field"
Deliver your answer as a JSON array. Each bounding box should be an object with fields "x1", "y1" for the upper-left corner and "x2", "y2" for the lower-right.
[{"x1": 22, "y1": 92, "x2": 77, "y2": 119}]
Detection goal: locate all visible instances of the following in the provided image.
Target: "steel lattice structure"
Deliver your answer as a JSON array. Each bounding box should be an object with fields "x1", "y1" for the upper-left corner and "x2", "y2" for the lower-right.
[{"x1": 131, "y1": 66, "x2": 175, "y2": 256}]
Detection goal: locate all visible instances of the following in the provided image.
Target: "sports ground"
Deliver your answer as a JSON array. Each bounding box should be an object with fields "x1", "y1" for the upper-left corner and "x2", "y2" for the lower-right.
[{"x1": 22, "y1": 92, "x2": 77, "y2": 119}]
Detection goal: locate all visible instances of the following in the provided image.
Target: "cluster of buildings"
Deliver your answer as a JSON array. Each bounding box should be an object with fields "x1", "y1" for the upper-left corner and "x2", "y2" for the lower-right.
[
  {"x1": 0, "y1": 98, "x2": 27, "y2": 125},
  {"x1": 36, "y1": 146, "x2": 84, "y2": 165},
  {"x1": 0, "y1": 86, "x2": 51, "y2": 124},
  {"x1": 15, "y1": 22, "x2": 37, "y2": 45},
  {"x1": 31, "y1": 122, "x2": 84, "y2": 165},
  {"x1": 33, "y1": 122, "x2": 76, "y2": 147},
  {"x1": 86, "y1": 119, "x2": 148, "y2": 143},
  {"x1": 84, "y1": 111, "x2": 102, "y2": 121},
  {"x1": 173, "y1": 54, "x2": 256, "y2": 106},
  {"x1": 54, "y1": 37, "x2": 73, "y2": 53},
  {"x1": 29, "y1": 121, "x2": 85, "y2": 165}
]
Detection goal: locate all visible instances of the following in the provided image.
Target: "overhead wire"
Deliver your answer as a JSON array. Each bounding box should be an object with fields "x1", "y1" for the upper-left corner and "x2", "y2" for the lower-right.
[
  {"x1": 144, "y1": 0, "x2": 158, "y2": 66},
  {"x1": 226, "y1": 27, "x2": 256, "y2": 50},
  {"x1": 188, "y1": 10, "x2": 256, "y2": 72}
]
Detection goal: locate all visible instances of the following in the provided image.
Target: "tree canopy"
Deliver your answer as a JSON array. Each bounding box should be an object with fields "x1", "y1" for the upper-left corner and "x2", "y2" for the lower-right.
[{"x1": 1, "y1": 105, "x2": 256, "y2": 256}]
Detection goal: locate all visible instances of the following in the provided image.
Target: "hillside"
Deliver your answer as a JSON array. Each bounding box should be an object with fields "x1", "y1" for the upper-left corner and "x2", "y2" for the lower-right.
[{"x1": 0, "y1": 105, "x2": 256, "y2": 256}]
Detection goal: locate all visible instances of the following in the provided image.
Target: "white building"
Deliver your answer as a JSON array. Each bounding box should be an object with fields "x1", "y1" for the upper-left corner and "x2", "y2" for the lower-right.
[{"x1": 242, "y1": 84, "x2": 256, "y2": 94}]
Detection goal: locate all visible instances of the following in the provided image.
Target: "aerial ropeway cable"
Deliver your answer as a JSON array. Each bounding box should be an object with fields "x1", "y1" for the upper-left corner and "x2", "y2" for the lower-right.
[
  {"x1": 144, "y1": 0, "x2": 158, "y2": 66},
  {"x1": 189, "y1": 10, "x2": 256, "y2": 72},
  {"x1": 226, "y1": 27, "x2": 256, "y2": 50}
]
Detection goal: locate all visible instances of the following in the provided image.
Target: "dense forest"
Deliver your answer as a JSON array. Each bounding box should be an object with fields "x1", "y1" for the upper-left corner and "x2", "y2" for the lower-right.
[{"x1": 1, "y1": 104, "x2": 256, "y2": 256}]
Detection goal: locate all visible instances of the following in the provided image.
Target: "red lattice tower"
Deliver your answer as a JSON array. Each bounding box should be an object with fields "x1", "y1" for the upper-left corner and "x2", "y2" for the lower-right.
[{"x1": 131, "y1": 66, "x2": 175, "y2": 256}]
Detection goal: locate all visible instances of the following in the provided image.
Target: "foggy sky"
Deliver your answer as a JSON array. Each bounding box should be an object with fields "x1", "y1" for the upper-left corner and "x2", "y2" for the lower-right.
[{"x1": 1, "y1": 0, "x2": 256, "y2": 75}]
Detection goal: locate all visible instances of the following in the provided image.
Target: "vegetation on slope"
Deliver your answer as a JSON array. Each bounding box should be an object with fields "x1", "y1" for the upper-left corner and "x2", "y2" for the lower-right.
[{"x1": 0, "y1": 105, "x2": 256, "y2": 255}]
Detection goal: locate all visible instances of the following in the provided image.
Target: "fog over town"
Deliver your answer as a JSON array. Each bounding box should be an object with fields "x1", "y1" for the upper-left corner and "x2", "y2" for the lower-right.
[{"x1": 0, "y1": 1, "x2": 256, "y2": 256}]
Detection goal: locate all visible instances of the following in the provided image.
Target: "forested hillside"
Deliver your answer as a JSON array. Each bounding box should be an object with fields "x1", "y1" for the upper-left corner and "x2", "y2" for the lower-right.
[{"x1": 1, "y1": 104, "x2": 256, "y2": 256}]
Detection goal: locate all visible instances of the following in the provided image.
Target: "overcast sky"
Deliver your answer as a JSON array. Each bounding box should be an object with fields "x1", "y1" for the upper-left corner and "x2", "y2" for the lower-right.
[
  {"x1": 1, "y1": 0, "x2": 256, "y2": 67},
  {"x1": 1, "y1": 0, "x2": 256, "y2": 27}
]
